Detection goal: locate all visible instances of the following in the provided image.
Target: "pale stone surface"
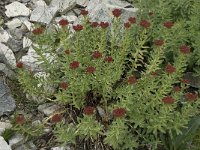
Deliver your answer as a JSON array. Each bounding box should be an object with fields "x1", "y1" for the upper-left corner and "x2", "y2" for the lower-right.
[
  {"x1": 9, "y1": 134, "x2": 24, "y2": 149},
  {"x1": 38, "y1": 103, "x2": 60, "y2": 116},
  {"x1": 5, "y1": 18, "x2": 22, "y2": 30},
  {"x1": 0, "y1": 136, "x2": 11, "y2": 150},
  {"x1": 23, "y1": 37, "x2": 32, "y2": 48},
  {"x1": 0, "y1": 28, "x2": 11, "y2": 43},
  {"x1": 183, "y1": 72, "x2": 200, "y2": 88},
  {"x1": 51, "y1": 146, "x2": 71, "y2": 150},
  {"x1": 22, "y1": 20, "x2": 33, "y2": 31},
  {"x1": 0, "y1": 43, "x2": 16, "y2": 69},
  {"x1": 0, "y1": 80, "x2": 16, "y2": 117},
  {"x1": 50, "y1": 0, "x2": 76, "y2": 13},
  {"x1": 30, "y1": 1, "x2": 59, "y2": 24},
  {"x1": 76, "y1": 0, "x2": 89, "y2": 7},
  {"x1": 5, "y1": 2, "x2": 31, "y2": 17},
  {"x1": 0, "y1": 121, "x2": 12, "y2": 136},
  {"x1": 0, "y1": 63, "x2": 15, "y2": 79}
]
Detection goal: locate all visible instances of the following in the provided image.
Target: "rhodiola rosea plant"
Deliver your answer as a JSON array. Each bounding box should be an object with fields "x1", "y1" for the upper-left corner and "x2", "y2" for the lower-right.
[{"x1": 16, "y1": 8, "x2": 200, "y2": 150}]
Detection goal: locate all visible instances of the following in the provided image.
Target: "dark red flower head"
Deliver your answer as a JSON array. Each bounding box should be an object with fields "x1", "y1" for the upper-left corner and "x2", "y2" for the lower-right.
[
  {"x1": 80, "y1": 9, "x2": 88, "y2": 16},
  {"x1": 124, "y1": 22, "x2": 131, "y2": 29},
  {"x1": 154, "y1": 39, "x2": 164, "y2": 46},
  {"x1": 83, "y1": 106, "x2": 95, "y2": 115},
  {"x1": 16, "y1": 62, "x2": 23, "y2": 68},
  {"x1": 140, "y1": 20, "x2": 150, "y2": 28},
  {"x1": 180, "y1": 45, "x2": 190, "y2": 54},
  {"x1": 180, "y1": 79, "x2": 189, "y2": 84},
  {"x1": 112, "y1": 108, "x2": 126, "y2": 118},
  {"x1": 59, "y1": 82, "x2": 68, "y2": 90},
  {"x1": 148, "y1": 12, "x2": 154, "y2": 16},
  {"x1": 64, "y1": 50, "x2": 70, "y2": 55},
  {"x1": 162, "y1": 96, "x2": 174, "y2": 104},
  {"x1": 92, "y1": 51, "x2": 102, "y2": 59},
  {"x1": 127, "y1": 75, "x2": 137, "y2": 84},
  {"x1": 128, "y1": 17, "x2": 136, "y2": 24},
  {"x1": 73, "y1": 24, "x2": 83, "y2": 31},
  {"x1": 69, "y1": 61, "x2": 80, "y2": 69},
  {"x1": 100, "y1": 22, "x2": 109, "y2": 29},
  {"x1": 86, "y1": 66, "x2": 96, "y2": 74},
  {"x1": 51, "y1": 114, "x2": 62, "y2": 123},
  {"x1": 151, "y1": 71, "x2": 158, "y2": 77},
  {"x1": 91, "y1": 22, "x2": 99, "y2": 28},
  {"x1": 165, "y1": 64, "x2": 176, "y2": 74},
  {"x1": 185, "y1": 92, "x2": 198, "y2": 102},
  {"x1": 16, "y1": 114, "x2": 25, "y2": 125},
  {"x1": 32, "y1": 27, "x2": 44, "y2": 35},
  {"x1": 104, "y1": 56, "x2": 113, "y2": 63},
  {"x1": 112, "y1": 9, "x2": 122, "y2": 18},
  {"x1": 59, "y1": 19, "x2": 69, "y2": 26},
  {"x1": 163, "y1": 21, "x2": 174, "y2": 29},
  {"x1": 173, "y1": 86, "x2": 181, "y2": 92}
]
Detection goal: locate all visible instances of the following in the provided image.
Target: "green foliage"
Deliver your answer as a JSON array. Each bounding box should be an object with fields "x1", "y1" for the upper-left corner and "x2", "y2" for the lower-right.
[{"x1": 16, "y1": 1, "x2": 200, "y2": 149}]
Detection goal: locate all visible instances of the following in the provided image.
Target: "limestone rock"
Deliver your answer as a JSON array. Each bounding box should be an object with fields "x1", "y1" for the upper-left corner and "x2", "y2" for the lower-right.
[
  {"x1": 9, "y1": 134, "x2": 24, "y2": 149},
  {"x1": 0, "y1": 28, "x2": 11, "y2": 43},
  {"x1": 0, "y1": 121, "x2": 12, "y2": 136},
  {"x1": 0, "y1": 80, "x2": 16, "y2": 117},
  {"x1": 5, "y1": 18, "x2": 22, "y2": 30},
  {"x1": 5, "y1": 2, "x2": 31, "y2": 17},
  {"x1": 38, "y1": 103, "x2": 61, "y2": 116},
  {"x1": 0, "y1": 136, "x2": 11, "y2": 150},
  {"x1": 0, "y1": 43, "x2": 16, "y2": 69},
  {"x1": 0, "y1": 63, "x2": 15, "y2": 79}
]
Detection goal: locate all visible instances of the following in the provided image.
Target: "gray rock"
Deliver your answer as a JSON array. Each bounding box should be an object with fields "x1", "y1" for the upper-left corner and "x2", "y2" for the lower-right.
[
  {"x1": 76, "y1": 0, "x2": 89, "y2": 7},
  {"x1": 9, "y1": 28, "x2": 24, "y2": 40},
  {"x1": 0, "y1": 121, "x2": 12, "y2": 136},
  {"x1": 0, "y1": 43, "x2": 16, "y2": 69},
  {"x1": 0, "y1": 63, "x2": 15, "y2": 79},
  {"x1": 38, "y1": 103, "x2": 61, "y2": 116},
  {"x1": 30, "y1": 1, "x2": 59, "y2": 24},
  {"x1": 23, "y1": 37, "x2": 32, "y2": 49},
  {"x1": 50, "y1": 0, "x2": 76, "y2": 13},
  {"x1": 5, "y1": 18, "x2": 22, "y2": 30},
  {"x1": 0, "y1": 28, "x2": 11, "y2": 43},
  {"x1": 0, "y1": 136, "x2": 12, "y2": 150},
  {"x1": 9, "y1": 134, "x2": 24, "y2": 149},
  {"x1": 5, "y1": 2, "x2": 31, "y2": 17},
  {"x1": 0, "y1": 80, "x2": 16, "y2": 117},
  {"x1": 51, "y1": 146, "x2": 71, "y2": 150},
  {"x1": 183, "y1": 72, "x2": 200, "y2": 88},
  {"x1": 7, "y1": 38, "x2": 23, "y2": 52},
  {"x1": 86, "y1": 0, "x2": 138, "y2": 23}
]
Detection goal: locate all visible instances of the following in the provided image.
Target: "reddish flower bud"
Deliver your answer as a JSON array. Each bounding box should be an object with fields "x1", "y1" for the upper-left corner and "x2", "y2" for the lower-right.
[
  {"x1": 128, "y1": 17, "x2": 136, "y2": 24},
  {"x1": 140, "y1": 20, "x2": 150, "y2": 28},
  {"x1": 51, "y1": 114, "x2": 62, "y2": 123},
  {"x1": 163, "y1": 21, "x2": 174, "y2": 29},
  {"x1": 64, "y1": 50, "x2": 70, "y2": 55},
  {"x1": 180, "y1": 45, "x2": 190, "y2": 54},
  {"x1": 83, "y1": 106, "x2": 95, "y2": 115},
  {"x1": 92, "y1": 51, "x2": 102, "y2": 59},
  {"x1": 112, "y1": 108, "x2": 126, "y2": 118},
  {"x1": 112, "y1": 9, "x2": 122, "y2": 18},
  {"x1": 16, "y1": 62, "x2": 23, "y2": 68},
  {"x1": 91, "y1": 22, "x2": 99, "y2": 28},
  {"x1": 151, "y1": 71, "x2": 158, "y2": 77},
  {"x1": 154, "y1": 39, "x2": 164, "y2": 46},
  {"x1": 59, "y1": 19, "x2": 69, "y2": 26},
  {"x1": 69, "y1": 61, "x2": 80, "y2": 69},
  {"x1": 162, "y1": 96, "x2": 174, "y2": 104},
  {"x1": 59, "y1": 82, "x2": 68, "y2": 90},
  {"x1": 128, "y1": 75, "x2": 137, "y2": 84},
  {"x1": 104, "y1": 56, "x2": 113, "y2": 63},
  {"x1": 86, "y1": 66, "x2": 96, "y2": 74},
  {"x1": 32, "y1": 27, "x2": 44, "y2": 35},
  {"x1": 73, "y1": 24, "x2": 83, "y2": 31},
  {"x1": 185, "y1": 92, "x2": 198, "y2": 102},
  {"x1": 16, "y1": 114, "x2": 25, "y2": 125},
  {"x1": 100, "y1": 22, "x2": 109, "y2": 29},
  {"x1": 173, "y1": 86, "x2": 181, "y2": 92},
  {"x1": 80, "y1": 9, "x2": 88, "y2": 16},
  {"x1": 180, "y1": 79, "x2": 190, "y2": 84},
  {"x1": 148, "y1": 12, "x2": 154, "y2": 16},
  {"x1": 124, "y1": 22, "x2": 131, "y2": 29},
  {"x1": 165, "y1": 64, "x2": 176, "y2": 74}
]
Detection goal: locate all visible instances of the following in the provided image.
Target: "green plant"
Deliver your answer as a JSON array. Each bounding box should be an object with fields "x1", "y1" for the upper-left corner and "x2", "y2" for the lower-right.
[{"x1": 16, "y1": 6, "x2": 200, "y2": 150}]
